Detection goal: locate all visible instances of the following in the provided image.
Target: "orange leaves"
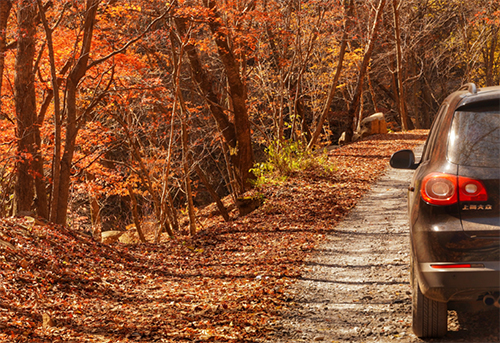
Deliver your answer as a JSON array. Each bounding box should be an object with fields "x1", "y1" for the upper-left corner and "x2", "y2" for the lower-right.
[
  {"x1": 473, "y1": 8, "x2": 500, "y2": 27},
  {"x1": 105, "y1": 3, "x2": 142, "y2": 19}
]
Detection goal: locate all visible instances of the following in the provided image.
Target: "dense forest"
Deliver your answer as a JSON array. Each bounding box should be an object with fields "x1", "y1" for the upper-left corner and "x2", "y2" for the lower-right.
[{"x1": 0, "y1": 0, "x2": 499, "y2": 236}]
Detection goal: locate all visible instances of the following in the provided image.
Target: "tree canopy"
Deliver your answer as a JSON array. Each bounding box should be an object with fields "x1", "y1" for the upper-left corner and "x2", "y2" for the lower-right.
[{"x1": 0, "y1": 0, "x2": 498, "y2": 232}]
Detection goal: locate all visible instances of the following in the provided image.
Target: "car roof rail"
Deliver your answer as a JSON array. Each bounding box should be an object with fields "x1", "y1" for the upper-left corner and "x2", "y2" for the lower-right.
[{"x1": 459, "y1": 82, "x2": 477, "y2": 94}]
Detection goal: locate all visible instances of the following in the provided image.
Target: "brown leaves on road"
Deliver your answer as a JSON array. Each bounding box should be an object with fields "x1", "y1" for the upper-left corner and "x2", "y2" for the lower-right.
[{"x1": 0, "y1": 131, "x2": 427, "y2": 342}]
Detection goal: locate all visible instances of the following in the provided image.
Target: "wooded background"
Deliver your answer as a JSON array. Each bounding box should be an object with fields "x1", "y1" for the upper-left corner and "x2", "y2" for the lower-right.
[{"x1": 0, "y1": 0, "x2": 498, "y2": 237}]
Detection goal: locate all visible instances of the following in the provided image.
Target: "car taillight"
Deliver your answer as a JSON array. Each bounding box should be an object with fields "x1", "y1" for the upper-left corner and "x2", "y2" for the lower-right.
[
  {"x1": 431, "y1": 264, "x2": 471, "y2": 269},
  {"x1": 458, "y1": 176, "x2": 488, "y2": 202},
  {"x1": 421, "y1": 173, "x2": 488, "y2": 205},
  {"x1": 421, "y1": 173, "x2": 457, "y2": 205},
  {"x1": 430, "y1": 263, "x2": 485, "y2": 269}
]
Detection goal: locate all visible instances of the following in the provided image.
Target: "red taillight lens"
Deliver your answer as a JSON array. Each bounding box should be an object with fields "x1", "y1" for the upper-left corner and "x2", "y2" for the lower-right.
[
  {"x1": 431, "y1": 264, "x2": 471, "y2": 269},
  {"x1": 421, "y1": 173, "x2": 489, "y2": 206},
  {"x1": 458, "y1": 177, "x2": 488, "y2": 202},
  {"x1": 430, "y1": 263, "x2": 484, "y2": 269},
  {"x1": 421, "y1": 173, "x2": 458, "y2": 205}
]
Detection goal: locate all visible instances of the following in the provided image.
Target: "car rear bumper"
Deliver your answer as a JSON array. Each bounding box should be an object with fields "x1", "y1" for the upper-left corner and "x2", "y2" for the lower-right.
[{"x1": 419, "y1": 262, "x2": 500, "y2": 302}]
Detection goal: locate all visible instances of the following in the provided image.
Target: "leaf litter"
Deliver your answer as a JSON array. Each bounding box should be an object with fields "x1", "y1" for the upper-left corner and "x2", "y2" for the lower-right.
[{"x1": 0, "y1": 131, "x2": 427, "y2": 342}]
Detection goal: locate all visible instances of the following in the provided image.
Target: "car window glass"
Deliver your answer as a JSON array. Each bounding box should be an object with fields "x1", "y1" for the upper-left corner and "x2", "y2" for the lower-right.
[
  {"x1": 448, "y1": 111, "x2": 500, "y2": 168},
  {"x1": 422, "y1": 104, "x2": 448, "y2": 162}
]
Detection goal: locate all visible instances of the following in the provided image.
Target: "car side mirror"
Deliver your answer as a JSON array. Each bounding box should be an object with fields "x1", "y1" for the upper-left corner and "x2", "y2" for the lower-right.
[{"x1": 390, "y1": 149, "x2": 418, "y2": 170}]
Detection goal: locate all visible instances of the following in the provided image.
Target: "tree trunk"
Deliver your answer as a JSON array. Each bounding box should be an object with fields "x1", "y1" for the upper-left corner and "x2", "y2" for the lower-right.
[
  {"x1": 308, "y1": 0, "x2": 353, "y2": 149},
  {"x1": 174, "y1": 18, "x2": 247, "y2": 194},
  {"x1": 122, "y1": 117, "x2": 177, "y2": 240},
  {"x1": 0, "y1": 0, "x2": 12, "y2": 111},
  {"x1": 14, "y1": 0, "x2": 37, "y2": 214},
  {"x1": 127, "y1": 184, "x2": 147, "y2": 243},
  {"x1": 484, "y1": 28, "x2": 498, "y2": 87},
  {"x1": 175, "y1": 19, "x2": 237, "y2": 147},
  {"x1": 54, "y1": 0, "x2": 99, "y2": 225},
  {"x1": 392, "y1": 0, "x2": 410, "y2": 131},
  {"x1": 367, "y1": 71, "x2": 379, "y2": 113},
  {"x1": 408, "y1": 55, "x2": 419, "y2": 128},
  {"x1": 85, "y1": 171, "x2": 101, "y2": 239},
  {"x1": 345, "y1": 0, "x2": 386, "y2": 143},
  {"x1": 175, "y1": 11, "x2": 255, "y2": 192},
  {"x1": 420, "y1": 77, "x2": 433, "y2": 129},
  {"x1": 194, "y1": 164, "x2": 230, "y2": 222},
  {"x1": 37, "y1": 0, "x2": 63, "y2": 222},
  {"x1": 181, "y1": 117, "x2": 196, "y2": 236},
  {"x1": 33, "y1": 93, "x2": 50, "y2": 219},
  {"x1": 203, "y1": 0, "x2": 255, "y2": 191}
]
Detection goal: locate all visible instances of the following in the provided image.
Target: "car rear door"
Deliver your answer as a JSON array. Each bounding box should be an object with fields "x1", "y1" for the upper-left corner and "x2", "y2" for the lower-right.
[{"x1": 448, "y1": 106, "x2": 500, "y2": 236}]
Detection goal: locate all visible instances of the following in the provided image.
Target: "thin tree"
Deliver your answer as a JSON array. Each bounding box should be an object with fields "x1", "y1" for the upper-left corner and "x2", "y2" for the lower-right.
[
  {"x1": 308, "y1": 0, "x2": 354, "y2": 149},
  {"x1": 392, "y1": 0, "x2": 410, "y2": 130},
  {"x1": 344, "y1": 0, "x2": 386, "y2": 143}
]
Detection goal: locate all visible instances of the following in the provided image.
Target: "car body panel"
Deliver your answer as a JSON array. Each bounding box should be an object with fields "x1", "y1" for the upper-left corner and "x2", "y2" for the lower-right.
[
  {"x1": 420, "y1": 261, "x2": 500, "y2": 302},
  {"x1": 391, "y1": 84, "x2": 500, "y2": 304},
  {"x1": 459, "y1": 165, "x2": 499, "y2": 233}
]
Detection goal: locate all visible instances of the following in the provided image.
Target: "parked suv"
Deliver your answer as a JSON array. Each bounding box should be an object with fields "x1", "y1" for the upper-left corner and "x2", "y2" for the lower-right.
[{"x1": 390, "y1": 83, "x2": 500, "y2": 338}]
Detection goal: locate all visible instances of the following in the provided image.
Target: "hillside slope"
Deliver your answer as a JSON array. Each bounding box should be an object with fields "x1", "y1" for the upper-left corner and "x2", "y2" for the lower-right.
[{"x1": 0, "y1": 131, "x2": 427, "y2": 342}]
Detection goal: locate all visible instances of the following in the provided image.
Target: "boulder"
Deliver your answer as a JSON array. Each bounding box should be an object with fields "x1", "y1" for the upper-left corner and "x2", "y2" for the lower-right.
[
  {"x1": 358, "y1": 112, "x2": 387, "y2": 139},
  {"x1": 338, "y1": 113, "x2": 387, "y2": 145},
  {"x1": 338, "y1": 131, "x2": 346, "y2": 145}
]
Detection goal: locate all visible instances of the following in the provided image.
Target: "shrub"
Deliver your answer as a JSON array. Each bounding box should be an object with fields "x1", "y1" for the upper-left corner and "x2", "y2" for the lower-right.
[{"x1": 251, "y1": 139, "x2": 336, "y2": 187}]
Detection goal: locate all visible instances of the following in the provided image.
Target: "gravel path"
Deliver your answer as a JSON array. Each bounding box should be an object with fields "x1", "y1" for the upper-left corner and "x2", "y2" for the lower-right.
[{"x1": 271, "y1": 149, "x2": 500, "y2": 342}]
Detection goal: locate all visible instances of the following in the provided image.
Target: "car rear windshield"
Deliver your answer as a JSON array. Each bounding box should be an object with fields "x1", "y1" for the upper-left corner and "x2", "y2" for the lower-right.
[{"x1": 448, "y1": 109, "x2": 500, "y2": 168}]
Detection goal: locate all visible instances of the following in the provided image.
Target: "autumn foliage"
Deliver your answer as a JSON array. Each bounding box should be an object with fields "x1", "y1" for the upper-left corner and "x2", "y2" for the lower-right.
[
  {"x1": 0, "y1": 0, "x2": 497, "y2": 337},
  {"x1": 0, "y1": 2, "x2": 497, "y2": 338},
  {"x1": 0, "y1": 0, "x2": 497, "y2": 232}
]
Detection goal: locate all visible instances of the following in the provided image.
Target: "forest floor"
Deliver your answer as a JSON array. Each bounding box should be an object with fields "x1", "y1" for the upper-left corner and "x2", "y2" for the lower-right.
[{"x1": 0, "y1": 130, "x2": 436, "y2": 342}]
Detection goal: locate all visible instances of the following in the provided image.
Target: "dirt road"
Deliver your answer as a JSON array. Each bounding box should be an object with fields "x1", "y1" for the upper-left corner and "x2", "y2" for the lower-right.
[{"x1": 270, "y1": 150, "x2": 500, "y2": 342}]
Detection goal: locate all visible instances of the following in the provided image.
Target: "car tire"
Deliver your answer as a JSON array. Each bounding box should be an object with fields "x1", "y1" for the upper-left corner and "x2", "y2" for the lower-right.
[{"x1": 411, "y1": 261, "x2": 448, "y2": 338}]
